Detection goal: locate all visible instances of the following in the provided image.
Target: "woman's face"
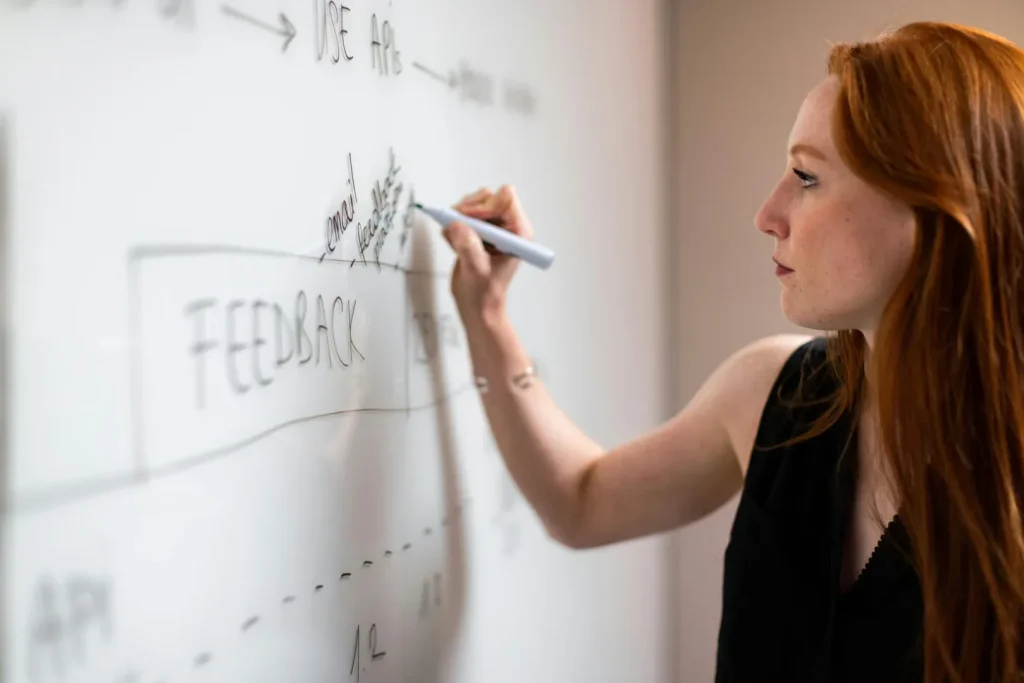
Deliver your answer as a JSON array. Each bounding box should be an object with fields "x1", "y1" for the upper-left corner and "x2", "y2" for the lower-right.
[{"x1": 754, "y1": 75, "x2": 917, "y2": 338}]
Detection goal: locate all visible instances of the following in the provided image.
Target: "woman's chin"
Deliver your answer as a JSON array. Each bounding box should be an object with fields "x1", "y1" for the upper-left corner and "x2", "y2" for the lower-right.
[{"x1": 780, "y1": 293, "x2": 854, "y2": 332}]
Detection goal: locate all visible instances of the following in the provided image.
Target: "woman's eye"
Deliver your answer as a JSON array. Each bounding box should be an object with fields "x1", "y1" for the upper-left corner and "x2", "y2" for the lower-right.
[{"x1": 793, "y1": 168, "x2": 818, "y2": 188}]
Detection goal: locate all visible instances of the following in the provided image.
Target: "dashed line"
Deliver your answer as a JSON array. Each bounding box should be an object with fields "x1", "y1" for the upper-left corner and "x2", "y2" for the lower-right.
[{"x1": 173, "y1": 499, "x2": 473, "y2": 675}]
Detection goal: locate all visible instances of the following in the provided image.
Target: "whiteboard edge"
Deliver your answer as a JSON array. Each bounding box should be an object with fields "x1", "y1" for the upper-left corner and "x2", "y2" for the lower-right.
[
  {"x1": 659, "y1": 0, "x2": 684, "y2": 681},
  {"x1": 1, "y1": 110, "x2": 11, "y2": 683}
]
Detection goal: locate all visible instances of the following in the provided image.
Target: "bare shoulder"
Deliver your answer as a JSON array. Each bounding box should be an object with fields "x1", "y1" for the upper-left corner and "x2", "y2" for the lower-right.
[{"x1": 706, "y1": 333, "x2": 814, "y2": 474}]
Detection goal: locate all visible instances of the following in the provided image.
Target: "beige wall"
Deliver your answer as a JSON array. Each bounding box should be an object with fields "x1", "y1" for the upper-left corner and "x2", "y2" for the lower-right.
[{"x1": 672, "y1": 0, "x2": 1024, "y2": 680}]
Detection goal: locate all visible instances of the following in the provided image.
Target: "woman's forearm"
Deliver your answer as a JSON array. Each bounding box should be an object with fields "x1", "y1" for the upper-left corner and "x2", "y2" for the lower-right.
[{"x1": 462, "y1": 310, "x2": 603, "y2": 545}]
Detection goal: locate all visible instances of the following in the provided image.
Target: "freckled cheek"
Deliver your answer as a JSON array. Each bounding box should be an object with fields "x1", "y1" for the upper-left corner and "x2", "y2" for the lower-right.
[
  {"x1": 828, "y1": 246, "x2": 873, "y2": 288},
  {"x1": 853, "y1": 230, "x2": 908, "y2": 288},
  {"x1": 792, "y1": 219, "x2": 843, "y2": 274},
  {"x1": 796, "y1": 230, "x2": 866, "y2": 290}
]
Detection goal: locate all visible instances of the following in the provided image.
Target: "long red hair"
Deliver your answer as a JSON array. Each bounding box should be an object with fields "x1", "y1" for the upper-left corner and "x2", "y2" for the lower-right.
[{"x1": 799, "y1": 21, "x2": 1024, "y2": 683}]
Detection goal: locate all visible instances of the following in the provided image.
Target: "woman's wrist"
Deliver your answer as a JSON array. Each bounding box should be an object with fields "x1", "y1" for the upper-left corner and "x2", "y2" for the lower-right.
[
  {"x1": 461, "y1": 307, "x2": 533, "y2": 382},
  {"x1": 459, "y1": 299, "x2": 511, "y2": 337}
]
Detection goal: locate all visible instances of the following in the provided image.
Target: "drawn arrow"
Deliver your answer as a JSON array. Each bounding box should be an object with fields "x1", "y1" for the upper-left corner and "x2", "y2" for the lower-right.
[
  {"x1": 412, "y1": 61, "x2": 459, "y2": 89},
  {"x1": 221, "y1": 5, "x2": 296, "y2": 52}
]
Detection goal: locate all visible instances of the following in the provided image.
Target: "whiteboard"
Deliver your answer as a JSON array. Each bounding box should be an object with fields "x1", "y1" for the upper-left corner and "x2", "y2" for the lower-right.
[{"x1": 0, "y1": 1, "x2": 673, "y2": 681}]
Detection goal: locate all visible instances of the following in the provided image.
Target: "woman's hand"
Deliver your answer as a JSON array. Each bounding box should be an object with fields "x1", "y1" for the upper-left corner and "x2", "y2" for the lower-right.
[{"x1": 441, "y1": 184, "x2": 535, "y2": 324}]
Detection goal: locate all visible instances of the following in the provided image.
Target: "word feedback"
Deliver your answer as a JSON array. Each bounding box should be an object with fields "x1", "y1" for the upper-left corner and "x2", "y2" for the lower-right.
[{"x1": 185, "y1": 291, "x2": 364, "y2": 409}]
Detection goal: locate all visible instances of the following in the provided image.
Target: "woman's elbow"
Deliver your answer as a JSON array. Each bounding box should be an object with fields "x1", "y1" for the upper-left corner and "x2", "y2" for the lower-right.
[
  {"x1": 545, "y1": 521, "x2": 583, "y2": 549},
  {"x1": 543, "y1": 514, "x2": 604, "y2": 550}
]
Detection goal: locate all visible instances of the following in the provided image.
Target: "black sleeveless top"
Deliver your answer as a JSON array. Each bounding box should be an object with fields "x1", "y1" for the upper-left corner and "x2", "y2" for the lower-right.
[{"x1": 714, "y1": 337, "x2": 923, "y2": 682}]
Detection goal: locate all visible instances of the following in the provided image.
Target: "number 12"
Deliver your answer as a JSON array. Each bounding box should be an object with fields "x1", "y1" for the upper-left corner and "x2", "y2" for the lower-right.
[{"x1": 350, "y1": 623, "x2": 386, "y2": 680}]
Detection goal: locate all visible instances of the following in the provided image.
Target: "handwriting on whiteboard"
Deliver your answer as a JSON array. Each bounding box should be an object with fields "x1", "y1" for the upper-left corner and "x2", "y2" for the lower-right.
[
  {"x1": 349, "y1": 623, "x2": 386, "y2": 680},
  {"x1": 315, "y1": 0, "x2": 354, "y2": 62},
  {"x1": 10, "y1": 0, "x2": 196, "y2": 29},
  {"x1": 324, "y1": 152, "x2": 359, "y2": 259},
  {"x1": 23, "y1": 566, "x2": 447, "y2": 682},
  {"x1": 9, "y1": 2, "x2": 538, "y2": 115},
  {"x1": 128, "y1": 246, "x2": 472, "y2": 474},
  {"x1": 354, "y1": 149, "x2": 403, "y2": 266},
  {"x1": 411, "y1": 60, "x2": 538, "y2": 117},
  {"x1": 323, "y1": 148, "x2": 404, "y2": 266},
  {"x1": 27, "y1": 574, "x2": 113, "y2": 683},
  {"x1": 503, "y1": 80, "x2": 537, "y2": 116},
  {"x1": 133, "y1": 253, "x2": 393, "y2": 470},
  {"x1": 183, "y1": 292, "x2": 364, "y2": 408},
  {"x1": 412, "y1": 311, "x2": 461, "y2": 365},
  {"x1": 370, "y1": 12, "x2": 402, "y2": 76}
]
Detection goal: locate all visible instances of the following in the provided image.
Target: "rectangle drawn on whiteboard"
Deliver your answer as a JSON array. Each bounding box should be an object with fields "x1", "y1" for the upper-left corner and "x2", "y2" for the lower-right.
[{"x1": 129, "y1": 246, "x2": 413, "y2": 474}]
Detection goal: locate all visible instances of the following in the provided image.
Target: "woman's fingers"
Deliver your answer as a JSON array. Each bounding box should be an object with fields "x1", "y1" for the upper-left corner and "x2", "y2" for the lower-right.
[
  {"x1": 443, "y1": 221, "x2": 490, "y2": 275},
  {"x1": 457, "y1": 185, "x2": 533, "y2": 239},
  {"x1": 456, "y1": 187, "x2": 494, "y2": 211}
]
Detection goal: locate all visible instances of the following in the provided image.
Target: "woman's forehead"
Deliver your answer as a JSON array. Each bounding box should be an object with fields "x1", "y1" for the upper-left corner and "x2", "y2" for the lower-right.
[{"x1": 787, "y1": 76, "x2": 840, "y2": 156}]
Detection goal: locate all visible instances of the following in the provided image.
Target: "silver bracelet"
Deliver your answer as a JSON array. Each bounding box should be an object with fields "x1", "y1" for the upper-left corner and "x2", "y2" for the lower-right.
[
  {"x1": 474, "y1": 364, "x2": 537, "y2": 394},
  {"x1": 512, "y1": 365, "x2": 537, "y2": 389}
]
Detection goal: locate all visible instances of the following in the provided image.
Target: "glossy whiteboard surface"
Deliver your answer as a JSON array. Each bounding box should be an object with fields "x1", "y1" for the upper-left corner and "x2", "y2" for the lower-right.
[{"x1": 0, "y1": 1, "x2": 672, "y2": 681}]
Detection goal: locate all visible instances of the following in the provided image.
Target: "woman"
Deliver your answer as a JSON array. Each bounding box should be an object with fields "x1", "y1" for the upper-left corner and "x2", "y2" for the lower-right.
[{"x1": 441, "y1": 21, "x2": 1024, "y2": 683}]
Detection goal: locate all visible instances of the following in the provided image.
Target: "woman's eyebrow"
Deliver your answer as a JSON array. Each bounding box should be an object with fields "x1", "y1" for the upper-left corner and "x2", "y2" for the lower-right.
[{"x1": 789, "y1": 142, "x2": 828, "y2": 161}]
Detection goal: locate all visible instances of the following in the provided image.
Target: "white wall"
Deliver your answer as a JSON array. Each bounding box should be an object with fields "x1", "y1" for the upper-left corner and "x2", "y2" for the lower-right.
[{"x1": 672, "y1": 0, "x2": 1024, "y2": 680}]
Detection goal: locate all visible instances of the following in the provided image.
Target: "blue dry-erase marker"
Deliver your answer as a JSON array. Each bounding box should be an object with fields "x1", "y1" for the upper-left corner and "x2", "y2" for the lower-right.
[{"x1": 416, "y1": 203, "x2": 556, "y2": 270}]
